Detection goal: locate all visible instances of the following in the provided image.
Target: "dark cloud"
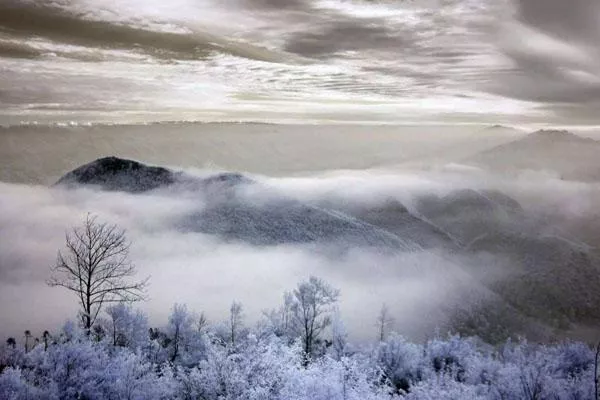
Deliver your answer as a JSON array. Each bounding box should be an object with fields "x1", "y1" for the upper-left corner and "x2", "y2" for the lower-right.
[
  {"x1": 492, "y1": 47, "x2": 600, "y2": 103},
  {"x1": 0, "y1": 1, "x2": 286, "y2": 62},
  {"x1": 515, "y1": 0, "x2": 600, "y2": 44},
  {"x1": 489, "y1": 0, "x2": 600, "y2": 108},
  {"x1": 236, "y1": 0, "x2": 310, "y2": 10},
  {"x1": 539, "y1": 103, "x2": 600, "y2": 124},
  {"x1": 284, "y1": 20, "x2": 405, "y2": 58},
  {"x1": 240, "y1": 0, "x2": 414, "y2": 60}
]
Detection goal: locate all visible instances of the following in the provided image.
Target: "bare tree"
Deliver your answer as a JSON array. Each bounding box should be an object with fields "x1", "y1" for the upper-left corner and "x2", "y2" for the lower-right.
[
  {"x1": 47, "y1": 214, "x2": 148, "y2": 333},
  {"x1": 229, "y1": 301, "x2": 244, "y2": 347},
  {"x1": 289, "y1": 276, "x2": 339, "y2": 363},
  {"x1": 376, "y1": 303, "x2": 394, "y2": 342}
]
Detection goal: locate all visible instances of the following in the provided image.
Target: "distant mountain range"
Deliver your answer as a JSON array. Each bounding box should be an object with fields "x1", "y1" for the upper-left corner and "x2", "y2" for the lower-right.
[{"x1": 464, "y1": 129, "x2": 600, "y2": 181}]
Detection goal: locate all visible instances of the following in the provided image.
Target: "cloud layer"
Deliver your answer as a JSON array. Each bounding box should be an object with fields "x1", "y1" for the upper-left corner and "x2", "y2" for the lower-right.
[
  {"x1": 2, "y1": 0, "x2": 599, "y2": 124},
  {"x1": 2, "y1": 155, "x2": 600, "y2": 342}
]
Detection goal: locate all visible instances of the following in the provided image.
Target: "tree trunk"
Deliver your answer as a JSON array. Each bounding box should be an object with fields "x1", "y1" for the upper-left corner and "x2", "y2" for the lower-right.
[
  {"x1": 595, "y1": 341, "x2": 600, "y2": 400},
  {"x1": 85, "y1": 275, "x2": 92, "y2": 334}
]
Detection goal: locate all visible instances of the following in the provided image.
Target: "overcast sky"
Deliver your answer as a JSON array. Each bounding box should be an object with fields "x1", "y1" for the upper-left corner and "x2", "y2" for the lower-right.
[{"x1": 0, "y1": 0, "x2": 599, "y2": 124}]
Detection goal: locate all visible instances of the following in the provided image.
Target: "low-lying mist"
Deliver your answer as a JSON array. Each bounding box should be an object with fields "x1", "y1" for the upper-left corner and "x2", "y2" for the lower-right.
[{"x1": 1, "y1": 161, "x2": 599, "y2": 343}]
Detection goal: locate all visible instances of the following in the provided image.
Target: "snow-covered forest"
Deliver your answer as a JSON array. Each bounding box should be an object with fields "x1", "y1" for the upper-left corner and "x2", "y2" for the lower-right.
[{"x1": 1, "y1": 276, "x2": 598, "y2": 400}]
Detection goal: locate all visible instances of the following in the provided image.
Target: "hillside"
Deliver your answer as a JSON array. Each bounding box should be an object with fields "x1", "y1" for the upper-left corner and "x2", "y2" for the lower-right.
[
  {"x1": 54, "y1": 157, "x2": 600, "y2": 342},
  {"x1": 464, "y1": 130, "x2": 600, "y2": 181}
]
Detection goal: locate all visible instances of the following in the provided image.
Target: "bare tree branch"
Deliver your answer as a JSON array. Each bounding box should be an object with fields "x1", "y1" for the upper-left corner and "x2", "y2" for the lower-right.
[{"x1": 47, "y1": 213, "x2": 149, "y2": 333}]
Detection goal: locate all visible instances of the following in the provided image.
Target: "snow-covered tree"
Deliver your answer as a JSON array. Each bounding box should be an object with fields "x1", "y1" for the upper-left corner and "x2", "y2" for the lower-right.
[
  {"x1": 288, "y1": 276, "x2": 340, "y2": 362},
  {"x1": 330, "y1": 308, "x2": 349, "y2": 361},
  {"x1": 103, "y1": 304, "x2": 149, "y2": 350},
  {"x1": 375, "y1": 303, "x2": 394, "y2": 342},
  {"x1": 2, "y1": 277, "x2": 599, "y2": 400},
  {"x1": 166, "y1": 303, "x2": 208, "y2": 366},
  {"x1": 262, "y1": 291, "x2": 295, "y2": 341},
  {"x1": 374, "y1": 333, "x2": 423, "y2": 394}
]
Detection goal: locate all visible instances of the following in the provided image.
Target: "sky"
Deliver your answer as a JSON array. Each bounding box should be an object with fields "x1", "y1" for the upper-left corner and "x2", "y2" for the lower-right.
[{"x1": 0, "y1": 0, "x2": 599, "y2": 125}]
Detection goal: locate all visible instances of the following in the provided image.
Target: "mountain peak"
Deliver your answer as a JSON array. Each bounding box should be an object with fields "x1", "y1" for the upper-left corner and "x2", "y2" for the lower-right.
[
  {"x1": 56, "y1": 156, "x2": 177, "y2": 192},
  {"x1": 485, "y1": 124, "x2": 512, "y2": 130},
  {"x1": 462, "y1": 128, "x2": 600, "y2": 181},
  {"x1": 528, "y1": 129, "x2": 595, "y2": 143}
]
